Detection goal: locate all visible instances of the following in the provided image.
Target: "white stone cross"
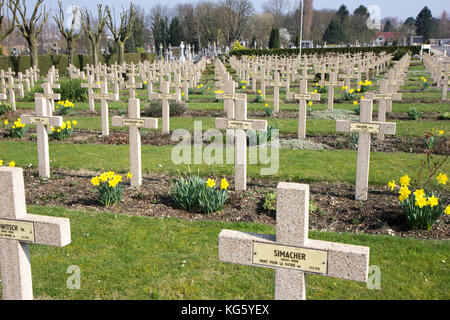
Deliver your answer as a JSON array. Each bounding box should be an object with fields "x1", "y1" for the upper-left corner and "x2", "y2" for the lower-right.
[
  {"x1": 336, "y1": 99, "x2": 396, "y2": 200},
  {"x1": 269, "y1": 71, "x2": 288, "y2": 113},
  {"x1": 319, "y1": 71, "x2": 343, "y2": 111},
  {"x1": 149, "y1": 81, "x2": 177, "y2": 134},
  {"x1": 219, "y1": 182, "x2": 370, "y2": 300},
  {"x1": 112, "y1": 98, "x2": 158, "y2": 187},
  {"x1": 5, "y1": 76, "x2": 21, "y2": 110},
  {"x1": 123, "y1": 74, "x2": 142, "y2": 99},
  {"x1": 286, "y1": 80, "x2": 321, "y2": 140},
  {"x1": 215, "y1": 95, "x2": 267, "y2": 191},
  {"x1": 91, "y1": 81, "x2": 119, "y2": 136},
  {"x1": 81, "y1": 76, "x2": 101, "y2": 112},
  {"x1": 36, "y1": 82, "x2": 61, "y2": 117},
  {"x1": 365, "y1": 79, "x2": 402, "y2": 140},
  {"x1": 21, "y1": 97, "x2": 63, "y2": 178},
  {"x1": 0, "y1": 167, "x2": 71, "y2": 300}
]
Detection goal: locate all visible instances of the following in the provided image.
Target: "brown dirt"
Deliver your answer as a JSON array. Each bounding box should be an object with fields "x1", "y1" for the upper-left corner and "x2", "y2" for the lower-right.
[{"x1": 22, "y1": 168, "x2": 449, "y2": 240}]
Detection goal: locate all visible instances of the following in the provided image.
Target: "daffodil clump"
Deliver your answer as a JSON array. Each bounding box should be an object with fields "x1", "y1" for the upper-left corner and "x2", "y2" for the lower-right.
[
  {"x1": 142, "y1": 80, "x2": 148, "y2": 89},
  {"x1": 264, "y1": 103, "x2": 274, "y2": 117},
  {"x1": 239, "y1": 80, "x2": 247, "y2": 89},
  {"x1": 313, "y1": 82, "x2": 327, "y2": 93},
  {"x1": 56, "y1": 100, "x2": 75, "y2": 115},
  {"x1": 420, "y1": 76, "x2": 429, "y2": 91},
  {"x1": 358, "y1": 79, "x2": 372, "y2": 93},
  {"x1": 256, "y1": 89, "x2": 264, "y2": 103},
  {"x1": 171, "y1": 171, "x2": 229, "y2": 214},
  {"x1": 388, "y1": 174, "x2": 449, "y2": 230},
  {"x1": 0, "y1": 102, "x2": 13, "y2": 115},
  {"x1": 341, "y1": 85, "x2": 357, "y2": 101},
  {"x1": 7, "y1": 118, "x2": 27, "y2": 138},
  {"x1": 50, "y1": 120, "x2": 78, "y2": 140},
  {"x1": 425, "y1": 128, "x2": 445, "y2": 150},
  {"x1": 91, "y1": 171, "x2": 132, "y2": 207},
  {"x1": 353, "y1": 100, "x2": 361, "y2": 115},
  {"x1": 0, "y1": 160, "x2": 16, "y2": 167},
  {"x1": 196, "y1": 84, "x2": 205, "y2": 95}
]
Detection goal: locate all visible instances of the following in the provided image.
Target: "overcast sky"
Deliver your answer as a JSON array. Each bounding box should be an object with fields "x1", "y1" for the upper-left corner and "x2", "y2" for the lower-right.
[{"x1": 25, "y1": 0, "x2": 449, "y2": 21}]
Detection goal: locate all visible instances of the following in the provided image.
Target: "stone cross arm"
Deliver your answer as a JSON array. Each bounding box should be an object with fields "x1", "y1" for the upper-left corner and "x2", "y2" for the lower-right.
[
  {"x1": 92, "y1": 93, "x2": 119, "y2": 101},
  {"x1": 22, "y1": 114, "x2": 63, "y2": 127},
  {"x1": 81, "y1": 83, "x2": 101, "y2": 89},
  {"x1": 218, "y1": 229, "x2": 369, "y2": 282},
  {"x1": 111, "y1": 116, "x2": 158, "y2": 129},
  {"x1": 365, "y1": 93, "x2": 402, "y2": 101},
  {"x1": 215, "y1": 118, "x2": 267, "y2": 131},
  {"x1": 215, "y1": 92, "x2": 246, "y2": 101},
  {"x1": 35, "y1": 93, "x2": 61, "y2": 101},
  {"x1": 149, "y1": 92, "x2": 178, "y2": 100},
  {"x1": 336, "y1": 120, "x2": 396, "y2": 136}
]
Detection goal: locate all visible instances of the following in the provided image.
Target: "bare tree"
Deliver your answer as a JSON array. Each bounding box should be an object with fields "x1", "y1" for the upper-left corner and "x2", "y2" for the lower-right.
[
  {"x1": 0, "y1": 0, "x2": 17, "y2": 43},
  {"x1": 262, "y1": 0, "x2": 291, "y2": 28},
  {"x1": 219, "y1": 0, "x2": 254, "y2": 45},
  {"x1": 106, "y1": 4, "x2": 136, "y2": 65},
  {"x1": 10, "y1": 0, "x2": 49, "y2": 68},
  {"x1": 80, "y1": 4, "x2": 108, "y2": 67},
  {"x1": 53, "y1": 1, "x2": 81, "y2": 65},
  {"x1": 195, "y1": 1, "x2": 220, "y2": 47}
]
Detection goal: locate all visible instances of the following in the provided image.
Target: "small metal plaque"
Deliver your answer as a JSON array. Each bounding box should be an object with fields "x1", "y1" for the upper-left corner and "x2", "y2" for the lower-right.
[
  {"x1": 252, "y1": 242, "x2": 328, "y2": 275},
  {"x1": 0, "y1": 219, "x2": 35, "y2": 242},
  {"x1": 350, "y1": 122, "x2": 380, "y2": 133},
  {"x1": 29, "y1": 116, "x2": 50, "y2": 125},
  {"x1": 122, "y1": 118, "x2": 145, "y2": 127},
  {"x1": 227, "y1": 120, "x2": 253, "y2": 130}
]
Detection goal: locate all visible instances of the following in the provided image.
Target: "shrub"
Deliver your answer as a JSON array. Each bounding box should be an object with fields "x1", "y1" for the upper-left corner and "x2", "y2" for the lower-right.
[
  {"x1": 263, "y1": 192, "x2": 276, "y2": 211},
  {"x1": 358, "y1": 80, "x2": 372, "y2": 93},
  {"x1": 55, "y1": 79, "x2": 88, "y2": 102},
  {"x1": 49, "y1": 120, "x2": 78, "y2": 140},
  {"x1": 23, "y1": 86, "x2": 44, "y2": 102},
  {"x1": 408, "y1": 107, "x2": 421, "y2": 120},
  {"x1": 91, "y1": 171, "x2": 132, "y2": 207},
  {"x1": 393, "y1": 48, "x2": 407, "y2": 60},
  {"x1": 6, "y1": 118, "x2": 27, "y2": 138},
  {"x1": 0, "y1": 102, "x2": 13, "y2": 115},
  {"x1": 420, "y1": 77, "x2": 429, "y2": 91},
  {"x1": 264, "y1": 104, "x2": 274, "y2": 117},
  {"x1": 170, "y1": 171, "x2": 229, "y2": 214},
  {"x1": 341, "y1": 86, "x2": 357, "y2": 101},
  {"x1": 353, "y1": 101, "x2": 360, "y2": 115},
  {"x1": 143, "y1": 99, "x2": 188, "y2": 117},
  {"x1": 255, "y1": 91, "x2": 264, "y2": 103},
  {"x1": 313, "y1": 82, "x2": 327, "y2": 93}
]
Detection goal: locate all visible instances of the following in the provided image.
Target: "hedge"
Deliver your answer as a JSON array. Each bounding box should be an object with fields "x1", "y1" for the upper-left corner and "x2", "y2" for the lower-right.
[
  {"x1": 229, "y1": 46, "x2": 421, "y2": 57},
  {"x1": 0, "y1": 52, "x2": 157, "y2": 75}
]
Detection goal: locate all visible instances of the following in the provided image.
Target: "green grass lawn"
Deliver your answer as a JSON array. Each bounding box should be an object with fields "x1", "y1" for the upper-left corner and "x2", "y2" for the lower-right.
[
  {"x1": 1, "y1": 141, "x2": 448, "y2": 187},
  {"x1": 1, "y1": 206, "x2": 446, "y2": 300}
]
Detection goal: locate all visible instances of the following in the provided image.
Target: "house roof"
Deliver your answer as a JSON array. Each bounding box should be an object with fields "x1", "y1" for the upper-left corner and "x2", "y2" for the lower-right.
[{"x1": 374, "y1": 32, "x2": 402, "y2": 41}]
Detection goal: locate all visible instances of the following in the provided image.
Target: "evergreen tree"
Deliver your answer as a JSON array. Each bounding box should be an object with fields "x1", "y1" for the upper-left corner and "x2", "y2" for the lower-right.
[
  {"x1": 268, "y1": 28, "x2": 280, "y2": 49},
  {"x1": 415, "y1": 6, "x2": 434, "y2": 41},
  {"x1": 336, "y1": 4, "x2": 349, "y2": 24},
  {"x1": 251, "y1": 35, "x2": 257, "y2": 49},
  {"x1": 384, "y1": 20, "x2": 393, "y2": 32},
  {"x1": 169, "y1": 17, "x2": 183, "y2": 46},
  {"x1": 322, "y1": 19, "x2": 346, "y2": 44}
]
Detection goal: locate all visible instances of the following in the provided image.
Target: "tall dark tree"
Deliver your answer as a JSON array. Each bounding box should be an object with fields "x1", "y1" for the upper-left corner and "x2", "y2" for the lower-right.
[
  {"x1": 336, "y1": 4, "x2": 349, "y2": 24},
  {"x1": 415, "y1": 6, "x2": 434, "y2": 41},
  {"x1": 169, "y1": 17, "x2": 183, "y2": 46},
  {"x1": 383, "y1": 20, "x2": 393, "y2": 32},
  {"x1": 404, "y1": 17, "x2": 416, "y2": 27},
  {"x1": 268, "y1": 27, "x2": 280, "y2": 48},
  {"x1": 353, "y1": 5, "x2": 368, "y2": 17},
  {"x1": 322, "y1": 18, "x2": 346, "y2": 44}
]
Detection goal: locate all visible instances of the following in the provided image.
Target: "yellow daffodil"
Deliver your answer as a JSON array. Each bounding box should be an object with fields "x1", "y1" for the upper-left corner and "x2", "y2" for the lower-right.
[
  {"x1": 0, "y1": 160, "x2": 3, "y2": 166},
  {"x1": 436, "y1": 173, "x2": 448, "y2": 185},
  {"x1": 91, "y1": 176, "x2": 100, "y2": 186},
  {"x1": 72, "y1": 120, "x2": 78, "y2": 125},
  {"x1": 57, "y1": 129, "x2": 61, "y2": 133},
  {"x1": 4, "y1": 120, "x2": 8, "y2": 125},
  {"x1": 415, "y1": 195, "x2": 428, "y2": 208},
  {"x1": 206, "y1": 178, "x2": 216, "y2": 188},
  {"x1": 127, "y1": 172, "x2": 132, "y2": 180},
  {"x1": 9, "y1": 161, "x2": 15, "y2": 167},
  {"x1": 439, "y1": 130, "x2": 444, "y2": 135},
  {"x1": 220, "y1": 178, "x2": 229, "y2": 190},
  {"x1": 398, "y1": 186, "x2": 411, "y2": 202},
  {"x1": 445, "y1": 205, "x2": 450, "y2": 215},
  {"x1": 414, "y1": 189, "x2": 425, "y2": 199},
  {"x1": 308, "y1": 101, "x2": 313, "y2": 106},
  {"x1": 388, "y1": 180, "x2": 396, "y2": 191},
  {"x1": 353, "y1": 101, "x2": 358, "y2": 106},
  {"x1": 100, "y1": 173, "x2": 108, "y2": 182},
  {"x1": 427, "y1": 196, "x2": 439, "y2": 208},
  {"x1": 107, "y1": 171, "x2": 115, "y2": 179},
  {"x1": 399, "y1": 175, "x2": 411, "y2": 187}
]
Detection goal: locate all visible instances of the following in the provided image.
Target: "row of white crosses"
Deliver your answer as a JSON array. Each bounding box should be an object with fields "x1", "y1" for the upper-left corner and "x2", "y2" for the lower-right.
[{"x1": 423, "y1": 53, "x2": 450, "y2": 100}]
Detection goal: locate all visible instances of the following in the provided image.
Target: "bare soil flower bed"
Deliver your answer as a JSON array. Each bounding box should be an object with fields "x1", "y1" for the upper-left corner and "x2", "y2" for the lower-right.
[{"x1": 23, "y1": 169, "x2": 449, "y2": 240}]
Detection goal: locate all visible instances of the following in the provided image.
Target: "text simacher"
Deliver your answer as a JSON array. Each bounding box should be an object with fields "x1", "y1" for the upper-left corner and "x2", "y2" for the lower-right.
[
  {"x1": 274, "y1": 250, "x2": 306, "y2": 260},
  {"x1": 226, "y1": 304, "x2": 269, "y2": 315}
]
